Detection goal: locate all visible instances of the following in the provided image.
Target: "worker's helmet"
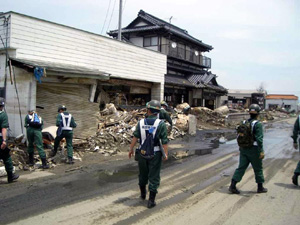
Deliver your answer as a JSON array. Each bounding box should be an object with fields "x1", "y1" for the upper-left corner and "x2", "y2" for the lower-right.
[
  {"x1": 249, "y1": 104, "x2": 261, "y2": 114},
  {"x1": 57, "y1": 105, "x2": 67, "y2": 112},
  {"x1": 147, "y1": 100, "x2": 161, "y2": 114},
  {"x1": 161, "y1": 100, "x2": 168, "y2": 108}
]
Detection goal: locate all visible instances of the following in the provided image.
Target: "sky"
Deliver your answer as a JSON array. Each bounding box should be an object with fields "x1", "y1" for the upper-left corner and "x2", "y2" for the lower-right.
[{"x1": 1, "y1": 0, "x2": 300, "y2": 97}]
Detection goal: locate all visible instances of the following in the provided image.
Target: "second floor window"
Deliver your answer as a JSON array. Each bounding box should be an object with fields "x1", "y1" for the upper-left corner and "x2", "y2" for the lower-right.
[{"x1": 144, "y1": 36, "x2": 158, "y2": 47}]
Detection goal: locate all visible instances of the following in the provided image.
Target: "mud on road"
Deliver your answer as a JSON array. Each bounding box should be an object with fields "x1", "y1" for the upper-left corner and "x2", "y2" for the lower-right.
[{"x1": 0, "y1": 118, "x2": 299, "y2": 225}]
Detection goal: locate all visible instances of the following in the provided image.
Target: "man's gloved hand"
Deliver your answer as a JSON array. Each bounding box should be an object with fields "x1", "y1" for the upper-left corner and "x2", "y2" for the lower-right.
[
  {"x1": 259, "y1": 152, "x2": 265, "y2": 159},
  {"x1": 293, "y1": 143, "x2": 298, "y2": 150}
]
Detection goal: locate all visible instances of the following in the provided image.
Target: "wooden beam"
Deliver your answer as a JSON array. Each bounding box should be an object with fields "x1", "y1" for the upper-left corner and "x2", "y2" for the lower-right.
[{"x1": 104, "y1": 78, "x2": 153, "y2": 89}]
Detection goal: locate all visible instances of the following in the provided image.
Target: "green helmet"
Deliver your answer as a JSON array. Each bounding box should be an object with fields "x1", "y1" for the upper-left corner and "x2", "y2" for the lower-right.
[
  {"x1": 249, "y1": 104, "x2": 261, "y2": 114},
  {"x1": 161, "y1": 100, "x2": 168, "y2": 107},
  {"x1": 147, "y1": 100, "x2": 161, "y2": 114},
  {"x1": 57, "y1": 105, "x2": 67, "y2": 112}
]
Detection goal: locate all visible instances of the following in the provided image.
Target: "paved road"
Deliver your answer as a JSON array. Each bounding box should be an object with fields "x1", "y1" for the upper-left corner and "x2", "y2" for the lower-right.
[{"x1": 0, "y1": 118, "x2": 299, "y2": 224}]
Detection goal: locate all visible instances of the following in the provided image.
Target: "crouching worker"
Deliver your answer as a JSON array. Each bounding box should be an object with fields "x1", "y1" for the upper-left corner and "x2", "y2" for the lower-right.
[
  {"x1": 53, "y1": 105, "x2": 77, "y2": 164},
  {"x1": 0, "y1": 100, "x2": 19, "y2": 183},
  {"x1": 25, "y1": 109, "x2": 49, "y2": 169},
  {"x1": 129, "y1": 100, "x2": 168, "y2": 208}
]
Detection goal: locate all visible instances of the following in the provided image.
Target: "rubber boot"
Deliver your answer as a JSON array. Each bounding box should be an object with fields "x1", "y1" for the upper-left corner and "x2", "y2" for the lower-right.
[
  {"x1": 292, "y1": 173, "x2": 299, "y2": 186},
  {"x1": 66, "y1": 157, "x2": 74, "y2": 164},
  {"x1": 140, "y1": 185, "x2": 146, "y2": 200},
  {"x1": 28, "y1": 153, "x2": 34, "y2": 166},
  {"x1": 147, "y1": 191, "x2": 156, "y2": 208},
  {"x1": 257, "y1": 183, "x2": 268, "y2": 193},
  {"x1": 229, "y1": 179, "x2": 240, "y2": 194},
  {"x1": 7, "y1": 171, "x2": 19, "y2": 183},
  {"x1": 39, "y1": 158, "x2": 49, "y2": 169}
]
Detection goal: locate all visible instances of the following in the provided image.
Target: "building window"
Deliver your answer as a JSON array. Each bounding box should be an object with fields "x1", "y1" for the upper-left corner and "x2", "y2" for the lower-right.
[{"x1": 144, "y1": 36, "x2": 158, "y2": 47}]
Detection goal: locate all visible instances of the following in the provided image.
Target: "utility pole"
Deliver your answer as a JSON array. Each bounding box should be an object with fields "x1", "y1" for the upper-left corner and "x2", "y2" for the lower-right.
[{"x1": 118, "y1": 0, "x2": 122, "y2": 41}]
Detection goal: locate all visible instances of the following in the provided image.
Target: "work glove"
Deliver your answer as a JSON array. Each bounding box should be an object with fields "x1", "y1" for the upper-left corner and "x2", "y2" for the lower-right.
[
  {"x1": 259, "y1": 152, "x2": 265, "y2": 159},
  {"x1": 293, "y1": 143, "x2": 298, "y2": 150}
]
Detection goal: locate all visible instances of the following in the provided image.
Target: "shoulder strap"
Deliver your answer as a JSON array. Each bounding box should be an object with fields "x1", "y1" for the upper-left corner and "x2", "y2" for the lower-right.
[
  {"x1": 152, "y1": 119, "x2": 161, "y2": 138},
  {"x1": 139, "y1": 119, "x2": 146, "y2": 145},
  {"x1": 251, "y1": 120, "x2": 258, "y2": 134}
]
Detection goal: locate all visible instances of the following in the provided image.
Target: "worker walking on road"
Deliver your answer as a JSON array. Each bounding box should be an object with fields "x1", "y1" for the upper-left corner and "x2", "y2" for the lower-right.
[
  {"x1": 129, "y1": 100, "x2": 168, "y2": 208},
  {"x1": 0, "y1": 100, "x2": 19, "y2": 183},
  {"x1": 291, "y1": 115, "x2": 300, "y2": 186},
  {"x1": 25, "y1": 109, "x2": 49, "y2": 169},
  {"x1": 229, "y1": 104, "x2": 268, "y2": 194},
  {"x1": 159, "y1": 101, "x2": 173, "y2": 128},
  {"x1": 53, "y1": 105, "x2": 77, "y2": 164}
]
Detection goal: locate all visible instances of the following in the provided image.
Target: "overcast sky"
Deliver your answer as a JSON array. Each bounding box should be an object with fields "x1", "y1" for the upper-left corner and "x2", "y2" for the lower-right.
[{"x1": 2, "y1": 0, "x2": 300, "y2": 97}]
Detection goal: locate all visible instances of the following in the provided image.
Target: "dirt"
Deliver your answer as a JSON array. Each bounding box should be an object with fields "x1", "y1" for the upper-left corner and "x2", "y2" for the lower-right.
[{"x1": 0, "y1": 117, "x2": 299, "y2": 224}]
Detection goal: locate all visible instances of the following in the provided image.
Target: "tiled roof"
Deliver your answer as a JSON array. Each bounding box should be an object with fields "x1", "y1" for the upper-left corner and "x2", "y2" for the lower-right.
[
  {"x1": 187, "y1": 73, "x2": 227, "y2": 92},
  {"x1": 265, "y1": 95, "x2": 298, "y2": 100},
  {"x1": 109, "y1": 10, "x2": 213, "y2": 51}
]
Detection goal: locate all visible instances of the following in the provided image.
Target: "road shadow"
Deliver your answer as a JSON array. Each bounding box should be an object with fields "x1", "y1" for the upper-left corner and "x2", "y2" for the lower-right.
[
  {"x1": 274, "y1": 182, "x2": 300, "y2": 189},
  {"x1": 218, "y1": 185, "x2": 257, "y2": 197}
]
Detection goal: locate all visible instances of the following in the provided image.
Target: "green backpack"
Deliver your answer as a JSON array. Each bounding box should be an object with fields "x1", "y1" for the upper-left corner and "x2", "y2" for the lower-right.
[{"x1": 237, "y1": 120, "x2": 258, "y2": 148}]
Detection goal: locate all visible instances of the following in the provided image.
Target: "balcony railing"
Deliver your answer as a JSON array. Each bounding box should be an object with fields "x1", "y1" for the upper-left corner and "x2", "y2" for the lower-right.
[{"x1": 160, "y1": 44, "x2": 211, "y2": 68}]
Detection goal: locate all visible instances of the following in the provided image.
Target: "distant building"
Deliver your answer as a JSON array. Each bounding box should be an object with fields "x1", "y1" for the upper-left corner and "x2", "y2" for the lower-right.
[
  {"x1": 265, "y1": 95, "x2": 298, "y2": 112},
  {"x1": 108, "y1": 10, "x2": 227, "y2": 109},
  {"x1": 221, "y1": 89, "x2": 265, "y2": 109}
]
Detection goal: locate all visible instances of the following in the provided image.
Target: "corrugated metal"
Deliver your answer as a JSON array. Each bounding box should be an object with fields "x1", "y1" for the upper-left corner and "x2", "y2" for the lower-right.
[{"x1": 36, "y1": 83, "x2": 99, "y2": 138}]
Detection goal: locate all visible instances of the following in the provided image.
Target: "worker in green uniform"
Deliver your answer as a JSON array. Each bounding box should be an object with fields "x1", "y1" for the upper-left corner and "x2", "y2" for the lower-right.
[
  {"x1": 229, "y1": 104, "x2": 268, "y2": 194},
  {"x1": 52, "y1": 105, "x2": 77, "y2": 164},
  {"x1": 0, "y1": 100, "x2": 19, "y2": 183},
  {"x1": 159, "y1": 101, "x2": 173, "y2": 128},
  {"x1": 25, "y1": 110, "x2": 49, "y2": 169},
  {"x1": 129, "y1": 100, "x2": 168, "y2": 208},
  {"x1": 291, "y1": 115, "x2": 300, "y2": 186}
]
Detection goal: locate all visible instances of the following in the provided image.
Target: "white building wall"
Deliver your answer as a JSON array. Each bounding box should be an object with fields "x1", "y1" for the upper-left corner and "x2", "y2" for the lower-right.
[
  {"x1": 265, "y1": 99, "x2": 298, "y2": 112},
  {"x1": 7, "y1": 13, "x2": 166, "y2": 84}
]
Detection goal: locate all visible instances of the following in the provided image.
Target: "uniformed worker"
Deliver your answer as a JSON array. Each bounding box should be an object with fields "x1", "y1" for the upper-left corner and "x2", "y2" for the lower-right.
[
  {"x1": 53, "y1": 105, "x2": 77, "y2": 164},
  {"x1": 291, "y1": 115, "x2": 300, "y2": 186},
  {"x1": 25, "y1": 109, "x2": 49, "y2": 169},
  {"x1": 0, "y1": 100, "x2": 19, "y2": 183},
  {"x1": 129, "y1": 100, "x2": 168, "y2": 208},
  {"x1": 229, "y1": 104, "x2": 268, "y2": 194},
  {"x1": 159, "y1": 101, "x2": 172, "y2": 128}
]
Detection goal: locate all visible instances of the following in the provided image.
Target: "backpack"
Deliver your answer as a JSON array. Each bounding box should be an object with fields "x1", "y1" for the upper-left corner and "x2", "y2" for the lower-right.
[
  {"x1": 29, "y1": 113, "x2": 42, "y2": 128},
  {"x1": 236, "y1": 120, "x2": 258, "y2": 148},
  {"x1": 138, "y1": 119, "x2": 161, "y2": 160}
]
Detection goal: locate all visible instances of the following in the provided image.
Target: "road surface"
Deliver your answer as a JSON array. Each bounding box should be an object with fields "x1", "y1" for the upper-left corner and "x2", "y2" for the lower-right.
[{"x1": 0, "y1": 118, "x2": 299, "y2": 225}]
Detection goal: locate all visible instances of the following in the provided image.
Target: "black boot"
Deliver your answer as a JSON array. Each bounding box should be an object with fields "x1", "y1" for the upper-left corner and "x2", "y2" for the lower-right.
[
  {"x1": 28, "y1": 153, "x2": 34, "y2": 166},
  {"x1": 39, "y1": 158, "x2": 49, "y2": 169},
  {"x1": 66, "y1": 157, "x2": 74, "y2": 164},
  {"x1": 257, "y1": 183, "x2": 268, "y2": 193},
  {"x1": 140, "y1": 185, "x2": 146, "y2": 200},
  {"x1": 147, "y1": 191, "x2": 156, "y2": 208},
  {"x1": 292, "y1": 173, "x2": 299, "y2": 186},
  {"x1": 7, "y1": 171, "x2": 19, "y2": 183},
  {"x1": 229, "y1": 179, "x2": 240, "y2": 194}
]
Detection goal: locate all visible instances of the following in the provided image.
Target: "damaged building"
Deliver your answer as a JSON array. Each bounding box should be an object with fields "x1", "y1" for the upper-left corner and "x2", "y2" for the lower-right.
[
  {"x1": 108, "y1": 10, "x2": 227, "y2": 109},
  {"x1": 0, "y1": 11, "x2": 166, "y2": 137}
]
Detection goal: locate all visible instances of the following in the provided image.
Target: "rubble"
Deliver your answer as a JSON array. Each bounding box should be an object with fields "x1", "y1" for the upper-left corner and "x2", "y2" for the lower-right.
[{"x1": 2, "y1": 103, "x2": 296, "y2": 172}]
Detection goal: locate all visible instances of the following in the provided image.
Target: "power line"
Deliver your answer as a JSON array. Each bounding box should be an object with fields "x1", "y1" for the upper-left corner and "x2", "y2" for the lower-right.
[
  {"x1": 101, "y1": 0, "x2": 112, "y2": 35},
  {"x1": 106, "y1": 0, "x2": 117, "y2": 34}
]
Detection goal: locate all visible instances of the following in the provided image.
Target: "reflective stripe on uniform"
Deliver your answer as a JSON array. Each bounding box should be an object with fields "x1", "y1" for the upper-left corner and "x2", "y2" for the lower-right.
[
  {"x1": 139, "y1": 118, "x2": 161, "y2": 145},
  {"x1": 61, "y1": 113, "x2": 73, "y2": 131}
]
